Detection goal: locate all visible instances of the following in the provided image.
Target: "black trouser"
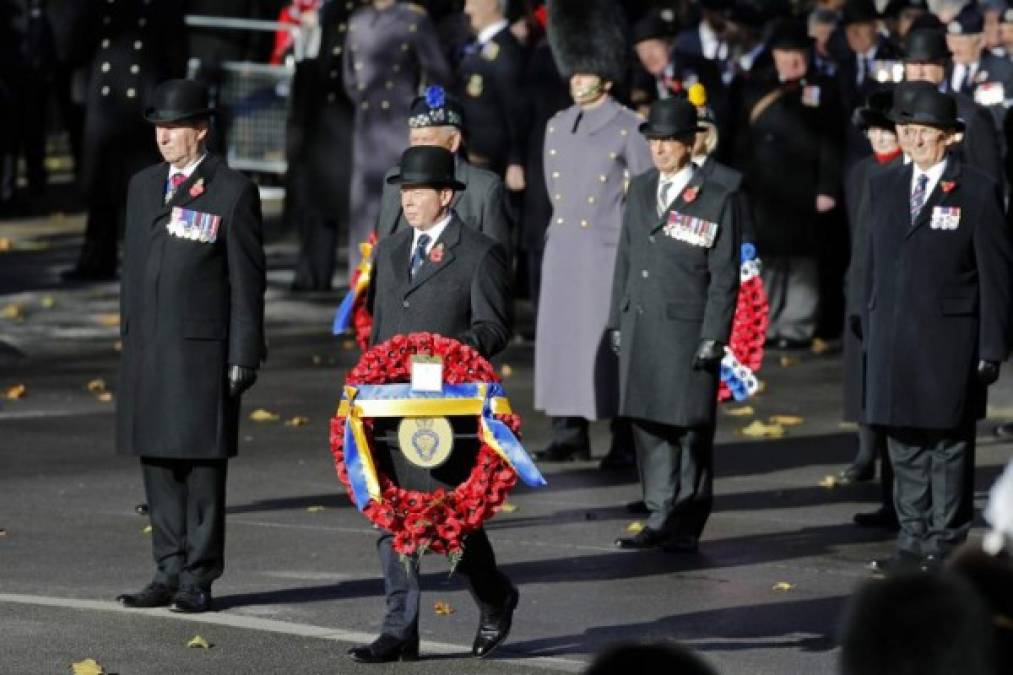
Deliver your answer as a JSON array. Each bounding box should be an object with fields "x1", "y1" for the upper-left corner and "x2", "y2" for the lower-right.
[
  {"x1": 292, "y1": 212, "x2": 339, "y2": 290},
  {"x1": 885, "y1": 423, "x2": 975, "y2": 557},
  {"x1": 632, "y1": 419, "x2": 714, "y2": 542},
  {"x1": 548, "y1": 416, "x2": 632, "y2": 457},
  {"x1": 141, "y1": 457, "x2": 228, "y2": 591},
  {"x1": 854, "y1": 424, "x2": 895, "y2": 514},
  {"x1": 76, "y1": 202, "x2": 123, "y2": 274}
]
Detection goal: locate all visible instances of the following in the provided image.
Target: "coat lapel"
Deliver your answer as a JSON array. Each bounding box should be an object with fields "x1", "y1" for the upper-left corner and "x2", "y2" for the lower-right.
[
  {"x1": 652, "y1": 166, "x2": 705, "y2": 233},
  {"x1": 405, "y1": 216, "x2": 461, "y2": 296},
  {"x1": 389, "y1": 228, "x2": 414, "y2": 295},
  {"x1": 907, "y1": 157, "x2": 961, "y2": 239},
  {"x1": 155, "y1": 154, "x2": 221, "y2": 223}
]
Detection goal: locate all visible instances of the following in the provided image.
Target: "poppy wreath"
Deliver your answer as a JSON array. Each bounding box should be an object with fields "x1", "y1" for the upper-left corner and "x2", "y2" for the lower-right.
[
  {"x1": 718, "y1": 244, "x2": 769, "y2": 402},
  {"x1": 329, "y1": 333, "x2": 524, "y2": 561},
  {"x1": 332, "y1": 233, "x2": 377, "y2": 350}
]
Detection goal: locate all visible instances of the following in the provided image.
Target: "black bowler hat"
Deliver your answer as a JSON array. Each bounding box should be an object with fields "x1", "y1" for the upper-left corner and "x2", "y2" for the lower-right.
[
  {"x1": 947, "y1": 3, "x2": 985, "y2": 35},
  {"x1": 893, "y1": 87, "x2": 964, "y2": 132},
  {"x1": 842, "y1": 0, "x2": 879, "y2": 26},
  {"x1": 632, "y1": 10, "x2": 676, "y2": 45},
  {"x1": 386, "y1": 146, "x2": 465, "y2": 190},
  {"x1": 408, "y1": 85, "x2": 464, "y2": 129},
  {"x1": 726, "y1": 0, "x2": 768, "y2": 29},
  {"x1": 768, "y1": 18, "x2": 812, "y2": 51},
  {"x1": 143, "y1": 79, "x2": 214, "y2": 124},
  {"x1": 890, "y1": 80, "x2": 934, "y2": 119},
  {"x1": 903, "y1": 28, "x2": 951, "y2": 61},
  {"x1": 639, "y1": 98, "x2": 706, "y2": 139},
  {"x1": 882, "y1": 0, "x2": 928, "y2": 18},
  {"x1": 853, "y1": 89, "x2": 895, "y2": 130}
]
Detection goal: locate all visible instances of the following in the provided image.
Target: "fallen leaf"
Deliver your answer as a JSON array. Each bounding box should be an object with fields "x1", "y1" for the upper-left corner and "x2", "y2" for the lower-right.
[
  {"x1": 249, "y1": 409, "x2": 280, "y2": 422},
  {"x1": 819, "y1": 475, "x2": 838, "y2": 489},
  {"x1": 499, "y1": 502, "x2": 518, "y2": 513},
  {"x1": 433, "y1": 601, "x2": 455, "y2": 616},
  {"x1": 97, "y1": 392, "x2": 113, "y2": 403},
  {"x1": 626, "y1": 521, "x2": 645, "y2": 534},
  {"x1": 113, "y1": 340, "x2": 122, "y2": 353},
  {"x1": 311, "y1": 355, "x2": 323, "y2": 366},
  {"x1": 186, "y1": 635, "x2": 211, "y2": 649},
  {"x1": 341, "y1": 339, "x2": 356, "y2": 351},
  {"x1": 772, "y1": 582, "x2": 795, "y2": 592},
  {"x1": 0, "y1": 528, "x2": 7, "y2": 537},
  {"x1": 95, "y1": 313, "x2": 120, "y2": 327},
  {"x1": 4, "y1": 384, "x2": 27, "y2": 400},
  {"x1": 87, "y1": 378, "x2": 107, "y2": 393},
  {"x1": 779, "y1": 356, "x2": 799, "y2": 368},
  {"x1": 141, "y1": 525, "x2": 152, "y2": 535},
  {"x1": 70, "y1": 658, "x2": 104, "y2": 675},
  {"x1": 500, "y1": 364, "x2": 513, "y2": 378},
  {"x1": 838, "y1": 421, "x2": 858, "y2": 431},
  {"x1": 810, "y1": 338, "x2": 830, "y2": 354},
  {"x1": 739, "y1": 420, "x2": 785, "y2": 439},
  {"x1": 755, "y1": 380, "x2": 767, "y2": 394},
  {"x1": 725, "y1": 405, "x2": 755, "y2": 417},
  {"x1": 40, "y1": 295, "x2": 55, "y2": 309},
  {"x1": 306, "y1": 506, "x2": 325, "y2": 513},
  {"x1": 1, "y1": 303, "x2": 25, "y2": 320},
  {"x1": 0, "y1": 237, "x2": 11, "y2": 252},
  {"x1": 769, "y1": 415, "x2": 803, "y2": 427},
  {"x1": 285, "y1": 416, "x2": 310, "y2": 427}
]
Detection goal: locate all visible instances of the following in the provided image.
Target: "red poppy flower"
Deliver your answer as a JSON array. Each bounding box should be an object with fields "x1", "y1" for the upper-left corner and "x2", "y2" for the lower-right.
[
  {"x1": 941, "y1": 181, "x2": 956, "y2": 193},
  {"x1": 683, "y1": 186, "x2": 699, "y2": 203}
]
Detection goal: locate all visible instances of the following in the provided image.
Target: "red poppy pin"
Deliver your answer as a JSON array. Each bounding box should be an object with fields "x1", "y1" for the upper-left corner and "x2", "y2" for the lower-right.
[
  {"x1": 941, "y1": 180, "x2": 956, "y2": 194},
  {"x1": 429, "y1": 243, "x2": 444, "y2": 263},
  {"x1": 189, "y1": 178, "x2": 205, "y2": 198},
  {"x1": 683, "y1": 186, "x2": 699, "y2": 203}
]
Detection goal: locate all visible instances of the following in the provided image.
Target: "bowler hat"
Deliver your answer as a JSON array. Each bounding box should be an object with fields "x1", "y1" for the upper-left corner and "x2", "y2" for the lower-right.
[
  {"x1": 768, "y1": 19, "x2": 812, "y2": 51},
  {"x1": 882, "y1": 0, "x2": 928, "y2": 18},
  {"x1": 144, "y1": 79, "x2": 214, "y2": 124},
  {"x1": 842, "y1": 0, "x2": 879, "y2": 26},
  {"x1": 408, "y1": 85, "x2": 464, "y2": 129},
  {"x1": 903, "y1": 28, "x2": 951, "y2": 61},
  {"x1": 890, "y1": 80, "x2": 935, "y2": 119},
  {"x1": 632, "y1": 11, "x2": 675, "y2": 45},
  {"x1": 892, "y1": 87, "x2": 964, "y2": 132},
  {"x1": 853, "y1": 89, "x2": 895, "y2": 130},
  {"x1": 947, "y1": 3, "x2": 985, "y2": 35},
  {"x1": 639, "y1": 98, "x2": 706, "y2": 139},
  {"x1": 386, "y1": 146, "x2": 465, "y2": 190}
]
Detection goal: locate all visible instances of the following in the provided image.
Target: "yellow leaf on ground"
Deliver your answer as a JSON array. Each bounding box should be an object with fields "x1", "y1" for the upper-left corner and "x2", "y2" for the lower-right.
[
  {"x1": 626, "y1": 521, "x2": 645, "y2": 534},
  {"x1": 434, "y1": 601, "x2": 455, "y2": 616},
  {"x1": 772, "y1": 582, "x2": 795, "y2": 592},
  {"x1": 4, "y1": 384, "x2": 27, "y2": 400},
  {"x1": 819, "y1": 475, "x2": 838, "y2": 489},
  {"x1": 769, "y1": 415, "x2": 803, "y2": 426},
  {"x1": 311, "y1": 355, "x2": 323, "y2": 366},
  {"x1": 70, "y1": 658, "x2": 104, "y2": 675},
  {"x1": 725, "y1": 405, "x2": 755, "y2": 417},
  {"x1": 0, "y1": 237, "x2": 11, "y2": 252},
  {"x1": 186, "y1": 635, "x2": 211, "y2": 649},
  {"x1": 341, "y1": 339, "x2": 356, "y2": 351},
  {"x1": 1, "y1": 303, "x2": 24, "y2": 320},
  {"x1": 95, "y1": 313, "x2": 120, "y2": 327},
  {"x1": 739, "y1": 420, "x2": 785, "y2": 439},
  {"x1": 96, "y1": 392, "x2": 113, "y2": 403},
  {"x1": 779, "y1": 356, "x2": 799, "y2": 368},
  {"x1": 754, "y1": 380, "x2": 767, "y2": 394},
  {"x1": 498, "y1": 502, "x2": 518, "y2": 513},
  {"x1": 500, "y1": 364, "x2": 513, "y2": 378},
  {"x1": 141, "y1": 525, "x2": 152, "y2": 535},
  {"x1": 87, "y1": 379, "x2": 107, "y2": 393},
  {"x1": 0, "y1": 528, "x2": 7, "y2": 537},
  {"x1": 306, "y1": 506, "x2": 325, "y2": 513},
  {"x1": 113, "y1": 341, "x2": 122, "y2": 353},
  {"x1": 40, "y1": 295, "x2": 55, "y2": 309},
  {"x1": 249, "y1": 409, "x2": 280, "y2": 422},
  {"x1": 810, "y1": 338, "x2": 831, "y2": 354},
  {"x1": 285, "y1": 416, "x2": 310, "y2": 427}
]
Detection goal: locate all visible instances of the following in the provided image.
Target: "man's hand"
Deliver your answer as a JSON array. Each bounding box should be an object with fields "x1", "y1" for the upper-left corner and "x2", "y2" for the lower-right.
[
  {"x1": 977, "y1": 360, "x2": 1000, "y2": 386},
  {"x1": 609, "y1": 329, "x2": 621, "y2": 355},
  {"x1": 228, "y1": 365, "x2": 258, "y2": 398},
  {"x1": 505, "y1": 164, "x2": 526, "y2": 192},
  {"x1": 692, "y1": 339, "x2": 724, "y2": 370},
  {"x1": 816, "y1": 194, "x2": 836, "y2": 213}
]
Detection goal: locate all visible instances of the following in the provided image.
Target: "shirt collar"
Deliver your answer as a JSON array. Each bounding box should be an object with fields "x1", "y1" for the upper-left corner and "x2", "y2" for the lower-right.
[
  {"x1": 477, "y1": 19, "x2": 508, "y2": 45},
  {"x1": 168, "y1": 153, "x2": 207, "y2": 180},
  {"x1": 912, "y1": 156, "x2": 947, "y2": 195},
  {"x1": 411, "y1": 213, "x2": 452, "y2": 253}
]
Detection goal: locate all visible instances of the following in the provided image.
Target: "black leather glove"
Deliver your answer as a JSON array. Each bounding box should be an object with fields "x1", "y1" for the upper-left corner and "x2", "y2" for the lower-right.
[
  {"x1": 848, "y1": 315, "x2": 863, "y2": 341},
  {"x1": 228, "y1": 365, "x2": 258, "y2": 398},
  {"x1": 609, "y1": 329, "x2": 621, "y2": 355},
  {"x1": 977, "y1": 360, "x2": 1000, "y2": 386},
  {"x1": 692, "y1": 339, "x2": 724, "y2": 371}
]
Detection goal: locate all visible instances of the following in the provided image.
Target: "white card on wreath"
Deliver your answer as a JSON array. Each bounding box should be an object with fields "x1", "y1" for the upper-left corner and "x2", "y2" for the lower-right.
[{"x1": 410, "y1": 355, "x2": 444, "y2": 393}]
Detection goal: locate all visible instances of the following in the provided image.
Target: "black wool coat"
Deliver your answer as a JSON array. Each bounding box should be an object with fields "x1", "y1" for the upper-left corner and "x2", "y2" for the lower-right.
[
  {"x1": 367, "y1": 215, "x2": 511, "y2": 360},
  {"x1": 117, "y1": 154, "x2": 266, "y2": 459},
  {"x1": 863, "y1": 157, "x2": 1012, "y2": 429},
  {"x1": 608, "y1": 167, "x2": 740, "y2": 428}
]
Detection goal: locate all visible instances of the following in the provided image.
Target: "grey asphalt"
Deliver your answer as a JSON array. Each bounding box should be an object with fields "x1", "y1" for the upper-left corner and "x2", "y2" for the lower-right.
[{"x1": 1, "y1": 207, "x2": 1011, "y2": 675}]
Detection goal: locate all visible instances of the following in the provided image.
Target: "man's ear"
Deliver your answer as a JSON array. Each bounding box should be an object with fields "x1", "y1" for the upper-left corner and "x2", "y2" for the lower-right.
[{"x1": 440, "y1": 188, "x2": 454, "y2": 207}]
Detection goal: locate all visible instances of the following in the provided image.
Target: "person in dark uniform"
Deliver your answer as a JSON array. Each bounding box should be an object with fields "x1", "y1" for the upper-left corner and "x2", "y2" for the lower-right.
[
  {"x1": 374, "y1": 86, "x2": 512, "y2": 251},
  {"x1": 609, "y1": 98, "x2": 739, "y2": 553},
  {"x1": 349, "y1": 145, "x2": 516, "y2": 663},
  {"x1": 864, "y1": 87, "x2": 1012, "y2": 572},
  {"x1": 62, "y1": 0, "x2": 187, "y2": 281},
  {"x1": 115, "y1": 80, "x2": 266, "y2": 613},
  {"x1": 456, "y1": 0, "x2": 528, "y2": 184},
  {"x1": 286, "y1": 0, "x2": 356, "y2": 291}
]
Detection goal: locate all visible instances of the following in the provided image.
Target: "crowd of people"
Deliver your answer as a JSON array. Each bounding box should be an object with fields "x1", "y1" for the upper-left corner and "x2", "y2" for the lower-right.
[{"x1": 3, "y1": 0, "x2": 1013, "y2": 671}]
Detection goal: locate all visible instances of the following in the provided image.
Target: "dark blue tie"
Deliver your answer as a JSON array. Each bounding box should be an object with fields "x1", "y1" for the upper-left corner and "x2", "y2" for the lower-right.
[{"x1": 410, "y1": 233, "x2": 431, "y2": 279}]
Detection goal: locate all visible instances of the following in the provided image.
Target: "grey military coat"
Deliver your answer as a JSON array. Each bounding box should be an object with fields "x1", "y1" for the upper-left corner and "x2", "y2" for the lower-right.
[
  {"x1": 534, "y1": 97, "x2": 653, "y2": 420},
  {"x1": 608, "y1": 168, "x2": 739, "y2": 428},
  {"x1": 374, "y1": 156, "x2": 512, "y2": 253}
]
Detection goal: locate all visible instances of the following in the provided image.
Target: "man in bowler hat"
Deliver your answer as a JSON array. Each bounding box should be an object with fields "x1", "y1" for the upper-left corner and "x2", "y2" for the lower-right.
[
  {"x1": 609, "y1": 97, "x2": 739, "y2": 552},
  {"x1": 351, "y1": 145, "x2": 516, "y2": 662},
  {"x1": 115, "y1": 79, "x2": 266, "y2": 613}
]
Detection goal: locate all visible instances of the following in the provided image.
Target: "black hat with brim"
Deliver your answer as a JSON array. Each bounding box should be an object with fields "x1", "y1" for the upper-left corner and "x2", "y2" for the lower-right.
[
  {"x1": 143, "y1": 79, "x2": 215, "y2": 124},
  {"x1": 904, "y1": 27, "x2": 951, "y2": 61},
  {"x1": 632, "y1": 11, "x2": 676, "y2": 44},
  {"x1": 890, "y1": 87, "x2": 965, "y2": 132},
  {"x1": 768, "y1": 18, "x2": 813, "y2": 51},
  {"x1": 842, "y1": 0, "x2": 880, "y2": 25},
  {"x1": 386, "y1": 146, "x2": 466, "y2": 191},
  {"x1": 639, "y1": 98, "x2": 706, "y2": 138},
  {"x1": 853, "y1": 89, "x2": 896, "y2": 130}
]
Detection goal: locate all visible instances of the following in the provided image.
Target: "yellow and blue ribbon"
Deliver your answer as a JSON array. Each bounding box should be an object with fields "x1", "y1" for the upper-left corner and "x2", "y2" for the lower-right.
[
  {"x1": 332, "y1": 241, "x2": 373, "y2": 335},
  {"x1": 337, "y1": 382, "x2": 547, "y2": 511}
]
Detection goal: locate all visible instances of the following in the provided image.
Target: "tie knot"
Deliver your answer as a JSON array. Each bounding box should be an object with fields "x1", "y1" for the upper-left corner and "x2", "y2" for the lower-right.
[
  {"x1": 917, "y1": 174, "x2": 928, "y2": 188},
  {"x1": 170, "y1": 173, "x2": 187, "y2": 189},
  {"x1": 417, "y1": 233, "x2": 431, "y2": 249}
]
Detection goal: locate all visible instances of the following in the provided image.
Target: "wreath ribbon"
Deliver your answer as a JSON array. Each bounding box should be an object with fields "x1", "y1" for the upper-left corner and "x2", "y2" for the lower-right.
[
  {"x1": 339, "y1": 382, "x2": 546, "y2": 511},
  {"x1": 332, "y1": 241, "x2": 374, "y2": 335}
]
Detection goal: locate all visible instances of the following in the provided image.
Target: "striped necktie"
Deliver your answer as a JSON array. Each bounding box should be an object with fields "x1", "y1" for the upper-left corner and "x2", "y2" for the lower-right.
[
  {"x1": 657, "y1": 180, "x2": 673, "y2": 216},
  {"x1": 409, "y1": 233, "x2": 431, "y2": 279},
  {"x1": 910, "y1": 173, "x2": 928, "y2": 223}
]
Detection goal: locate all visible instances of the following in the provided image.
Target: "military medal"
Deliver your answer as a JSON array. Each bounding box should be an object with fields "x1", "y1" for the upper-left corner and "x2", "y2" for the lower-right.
[
  {"x1": 929, "y1": 206, "x2": 960, "y2": 230},
  {"x1": 167, "y1": 207, "x2": 222, "y2": 243},
  {"x1": 663, "y1": 211, "x2": 719, "y2": 248},
  {"x1": 467, "y1": 74, "x2": 483, "y2": 98},
  {"x1": 397, "y1": 416, "x2": 454, "y2": 469},
  {"x1": 974, "y1": 81, "x2": 1005, "y2": 107},
  {"x1": 481, "y1": 41, "x2": 500, "y2": 61},
  {"x1": 801, "y1": 85, "x2": 821, "y2": 107}
]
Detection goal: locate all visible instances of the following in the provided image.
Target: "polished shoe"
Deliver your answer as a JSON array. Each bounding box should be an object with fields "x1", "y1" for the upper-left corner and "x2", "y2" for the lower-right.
[
  {"x1": 472, "y1": 585, "x2": 519, "y2": 658},
  {"x1": 837, "y1": 464, "x2": 875, "y2": 485},
  {"x1": 599, "y1": 450, "x2": 636, "y2": 470},
  {"x1": 116, "y1": 582, "x2": 176, "y2": 608},
  {"x1": 868, "y1": 551, "x2": 921, "y2": 574},
  {"x1": 347, "y1": 634, "x2": 420, "y2": 663},
  {"x1": 615, "y1": 527, "x2": 665, "y2": 550},
  {"x1": 169, "y1": 587, "x2": 212, "y2": 613},
  {"x1": 853, "y1": 508, "x2": 900, "y2": 531},
  {"x1": 625, "y1": 500, "x2": 649, "y2": 515},
  {"x1": 661, "y1": 536, "x2": 699, "y2": 554},
  {"x1": 533, "y1": 444, "x2": 590, "y2": 462}
]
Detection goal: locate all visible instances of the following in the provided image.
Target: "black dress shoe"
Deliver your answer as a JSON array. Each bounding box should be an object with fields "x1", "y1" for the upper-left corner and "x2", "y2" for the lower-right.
[
  {"x1": 853, "y1": 508, "x2": 900, "y2": 531},
  {"x1": 868, "y1": 551, "x2": 921, "y2": 574},
  {"x1": 347, "y1": 634, "x2": 420, "y2": 663},
  {"x1": 920, "y1": 553, "x2": 944, "y2": 572},
  {"x1": 170, "y1": 587, "x2": 212, "y2": 613},
  {"x1": 533, "y1": 444, "x2": 590, "y2": 462},
  {"x1": 116, "y1": 582, "x2": 176, "y2": 608},
  {"x1": 615, "y1": 527, "x2": 665, "y2": 550},
  {"x1": 837, "y1": 463, "x2": 875, "y2": 485},
  {"x1": 625, "y1": 500, "x2": 649, "y2": 514},
  {"x1": 472, "y1": 585, "x2": 519, "y2": 658}
]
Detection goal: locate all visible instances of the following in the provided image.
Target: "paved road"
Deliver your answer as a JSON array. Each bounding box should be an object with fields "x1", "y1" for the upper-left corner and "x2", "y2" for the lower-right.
[{"x1": 1, "y1": 212, "x2": 1011, "y2": 674}]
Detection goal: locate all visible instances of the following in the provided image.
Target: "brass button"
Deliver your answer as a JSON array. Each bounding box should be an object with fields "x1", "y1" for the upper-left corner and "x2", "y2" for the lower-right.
[
  {"x1": 609, "y1": 152, "x2": 617, "y2": 159},
  {"x1": 392, "y1": 64, "x2": 401, "y2": 73},
  {"x1": 354, "y1": 62, "x2": 363, "y2": 71},
  {"x1": 556, "y1": 217, "x2": 564, "y2": 224},
  {"x1": 551, "y1": 171, "x2": 560, "y2": 179},
  {"x1": 101, "y1": 38, "x2": 110, "y2": 48},
  {"x1": 620, "y1": 129, "x2": 628, "y2": 136},
  {"x1": 549, "y1": 149, "x2": 557, "y2": 155},
  {"x1": 361, "y1": 101, "x2": 370, "y2": 110},
  {"x1": 133, "y1": 40, "x2": 143, "y2": 50},
  {"x1": 599, "y1": 175, "x2": 607, "y2": 183},
  {"x1": 330, "y1": 69, "x2": 338, "y2": 79},
  {"x1": 402, "y1": 300, "x2": 410, "y2": 308},
  {"x1": 641, "y1": 269, "x2": 649, "y2": 278},
  {"x1": 548, "y1": 126, "x2": 555, "y2": 133},
  {"x1": 102, "y1": 16, "x2": 110, "y2": 25},
  {"x1": 357, "y1": 82, "x2": 366, "y2": 91},
  {"x1": 333, "y1": 46, "x2": 342, "y2": 55},
  {"x1": 101, "y1": 85, "x2": 110, "y2": 96},
  {"x1": 130, "y1": 64, "x2": 140, "y2": 74},
  {"x1": 580, "y1": 220, "x2": 589, "y2": 228},
  {"x1": 385, "y1": 80, "x2": 393, "y2": 89},
  {"x1": 381, "y1": 100, "x2": 390, "y2": 109},
  {"x1": 126, "y1": 87, "x2": 136, "y2": 98},
  {"x1": 554, "y1": 194, "x2": 561, "y2": 200},
  {"x1": 401, "y1": 42, "x2": 410, "y2": 51},
  {"x1": 587, "y1": 196, "x2": 596, "y2": 204},
  {"x1": 409, "y1": 23, "x2": 418, "y2": 32},
  {"x1": 101, "y1": 62, "x2": 110, "y2": 72},
  {"x1": 338, "y1": 23, "x2": 347, "y2": 32}
]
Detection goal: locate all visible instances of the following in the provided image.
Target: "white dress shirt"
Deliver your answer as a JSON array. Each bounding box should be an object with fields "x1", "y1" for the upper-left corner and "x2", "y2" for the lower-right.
[
  {"x1": 411, "y1": 213, "x2": 452, "y2": 260},
  {"x1": 699, "y1": 21, "x2": 728, "y2": 61},
  {"x1": 911, "y1": 157, "x2": 947, "y2": 202},
  {"x1": 658, "y1": 163, "x2": 695, "y2": 213},
  {"x1": 167, "y1": 153, "x2": 207, "y2": 183},
  {"x1": 951, "y1": 61, "x2": 979, "y2": 92},
  {"x1": 476, "y1": 19, "x2": 509, "y2": 46}
]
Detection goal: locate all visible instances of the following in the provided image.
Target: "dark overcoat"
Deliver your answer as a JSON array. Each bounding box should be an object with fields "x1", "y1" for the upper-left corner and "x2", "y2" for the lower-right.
[
  {"x1": 608, "y1": 168, "x2": 740, "y2": 428},
  {"x1": 117, "y1": 154, "x2": 266, "y2": 459},
  {"x1": 368, "y1": 215, "x2": 511, "y2": 359},
  {"x1": 951, "y1": 90, "x2": 1004, "y2": 182},
  {"x1": 863, "y1": 158, "x2": 1012, "y2": 429},
  {"x1": 374, "y1": 156, "x2": 512, "y2": 252},
  {"x1": 696, "y1": 155, "x2": 756, "y2": 244}
]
